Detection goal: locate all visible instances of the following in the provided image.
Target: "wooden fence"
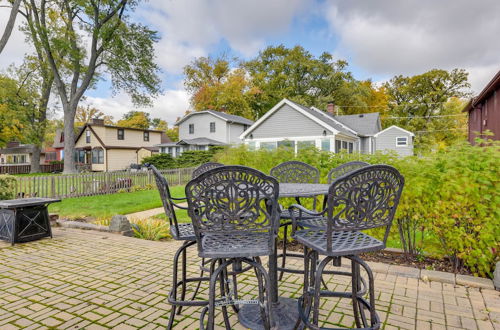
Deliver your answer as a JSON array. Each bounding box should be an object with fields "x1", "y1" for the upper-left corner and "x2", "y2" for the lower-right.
[
  {"x1": 0, "y1": 163, "x2": 64, "y2": 175},
  {"x1": 14, "y1": 167, "x2": 195, "y2": 199}
]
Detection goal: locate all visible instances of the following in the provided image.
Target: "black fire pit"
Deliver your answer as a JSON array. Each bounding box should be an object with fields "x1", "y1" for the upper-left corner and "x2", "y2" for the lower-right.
[{"x1": 0, "y1": 198, "x2": 61, "y2": 246}]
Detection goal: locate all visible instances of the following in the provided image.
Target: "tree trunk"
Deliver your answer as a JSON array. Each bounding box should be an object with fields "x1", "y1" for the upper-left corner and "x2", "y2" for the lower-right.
[
  {"x1": 0, "y1": 0, "x2": 22, "y2": 54},
  {"x1": 63, "y1": 104, "x2": 78, "y2": 174},
  {"x1": 30, "y1": 145, "x2": 41, "y2": 173}
]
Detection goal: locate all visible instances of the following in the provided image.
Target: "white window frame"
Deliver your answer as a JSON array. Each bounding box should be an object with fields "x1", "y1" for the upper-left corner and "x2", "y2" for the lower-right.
[{"x1": 396, "y1": 136, "x2": 408, "y2": 147}]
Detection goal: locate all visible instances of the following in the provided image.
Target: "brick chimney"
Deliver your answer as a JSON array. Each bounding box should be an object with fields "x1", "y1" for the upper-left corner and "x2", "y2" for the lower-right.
[
  {"x1": 7, "y1": 141, "x2": 20, "y2": 148},
  {"x1": 327, "y1": 102, "x2": 336, "y2": 115},
  {"x1": 90, "y1": 118, "x2": 105, "y2": 126}
]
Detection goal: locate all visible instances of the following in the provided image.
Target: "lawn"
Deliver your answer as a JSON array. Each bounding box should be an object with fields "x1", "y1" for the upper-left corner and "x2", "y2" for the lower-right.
[{"x1": 49, "y1": 186, "x2": 185, "y2": 219}]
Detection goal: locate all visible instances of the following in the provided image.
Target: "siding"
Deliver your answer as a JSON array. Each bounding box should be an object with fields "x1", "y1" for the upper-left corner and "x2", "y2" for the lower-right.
[
  {"x1": 107, "y1": 149, "x2": 138, "y2": 171},
  {"x1": 251, "y1": 104, "x2": 332, "y2": 138},
  {"x1": 75, "y1": 127, "x2": 105, "y2": 149},
  {"x1": 359, "y1": 137, "x2": 370, "y2": 154},
  {"x1": 178, "y1": 113, "x2": 227, "y2": 142},
  {"x1": 227, "y1": 123, "x2": 247, "y2": 144},
  {"x1": 137, "y1": 148, "x2": 153, "y2": 164},
  {"x1": 375, "y1": 127, "x2": 413, "y2": 157},
  {"x1": 103, "y1": 127, "x2": 161, "y2": 147},
  {"x1": 468, "y1": 89, "x2": 500, "y2": 143}
]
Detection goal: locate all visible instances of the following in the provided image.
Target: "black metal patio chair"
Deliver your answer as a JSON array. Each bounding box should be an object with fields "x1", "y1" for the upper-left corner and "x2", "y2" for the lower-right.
[
  {"x1": 192, "y1": 162, "x2": 224, "y2": 179},
  {"x1": 290, "y1": 165, "x2": 404, "y2": 329},
  {"x1": 270, "y1": 161, "x2": 320, "y2": 280},
  {"x1": 186, "y1": 166, "x2": 280, "y2": 330},
  {"x1": 146, "y1": 164, "x2": 209, "y2": 329},
  {"x1": 327, "y1": 161, "x2": 370, "y2": 184}
]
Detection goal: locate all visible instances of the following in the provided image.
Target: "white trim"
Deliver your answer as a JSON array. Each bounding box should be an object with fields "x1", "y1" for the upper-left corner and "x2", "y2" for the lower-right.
[
  {"x1": 396, "y1": 136, "x2": 409, "y2": 147},
  {"x1": 310, "y1": 106, "x2": 359, "y2": 135},
  {"x1": 374, "y1": 125, "x2": 415, "y2": 137},
  {"x1": 239, "y1": 98, "x2": 340, "y2": 139}
]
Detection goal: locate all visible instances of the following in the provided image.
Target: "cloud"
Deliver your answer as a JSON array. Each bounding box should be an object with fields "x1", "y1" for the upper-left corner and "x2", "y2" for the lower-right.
[
  {"x1": 138, "y1": 0, "x2": 310, "y2": 73},
  {"x1": 324, "y1": 0, "x2": 500, "y2": 92},
  {"x1": 84, "y1": 89, "x2": 190, "y2": 125},
  {"x1": 0, "y1": 9, "x2": 33, "y2": 69}
]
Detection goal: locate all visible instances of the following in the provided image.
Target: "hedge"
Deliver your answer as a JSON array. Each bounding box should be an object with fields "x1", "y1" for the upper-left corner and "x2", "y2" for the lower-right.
[
  {"x1": 213, "y1": 139, "x2": 500, "y2": 277},
  {"x1": 0, "y1": 175, "x2": 17, "y2": 200},
  {"x1": 141, "y1": 147, "x2": 225, "y2": 170}
]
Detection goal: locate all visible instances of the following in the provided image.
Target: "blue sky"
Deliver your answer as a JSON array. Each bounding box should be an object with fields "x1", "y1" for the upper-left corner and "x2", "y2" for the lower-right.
[{"x1": 1, "y1": 0, "x2": 499, "y2": 124}]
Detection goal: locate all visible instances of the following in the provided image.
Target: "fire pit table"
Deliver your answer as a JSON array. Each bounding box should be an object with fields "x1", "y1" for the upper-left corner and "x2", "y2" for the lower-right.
[{"x1": 0, "y1": 198, "x2": 61, "y2": 246}]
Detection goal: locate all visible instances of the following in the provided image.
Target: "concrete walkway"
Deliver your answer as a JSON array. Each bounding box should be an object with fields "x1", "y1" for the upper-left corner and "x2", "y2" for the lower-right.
[
  {"x1": 125, "y1": 203, "x2": 188, "y2": 220},
  {"x1": 0, "y1": 228, "x2": 498, "y2": 329}
]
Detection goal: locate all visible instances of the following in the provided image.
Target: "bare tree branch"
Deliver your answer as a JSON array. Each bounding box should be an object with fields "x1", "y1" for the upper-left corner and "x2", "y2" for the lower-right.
[{"x1": 0, "y1": 0, "x2": 22, "y2": 54}]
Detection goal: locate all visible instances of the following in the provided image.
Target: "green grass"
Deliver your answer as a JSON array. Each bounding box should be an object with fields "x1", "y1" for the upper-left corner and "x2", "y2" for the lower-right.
[
  {"x1": 49, "y1": 186, "x2": 185, "y2": 219},
  {"x1": 13, "y1": 172, "x2": 61, "y2": 177}
]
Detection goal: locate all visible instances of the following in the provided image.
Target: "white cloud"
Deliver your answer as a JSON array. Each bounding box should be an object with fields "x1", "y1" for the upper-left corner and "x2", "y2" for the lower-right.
[
  {"x1": 0, "y1": 9, "x2": 32, "y2": 69},
  {"x1": 84, "y1": 89, "x2": 190, "y2": 125},
  {"x1": 139, "y1": 0, "x2": 310, "y2": 73},
  {"x1": 324, "y1": 0, "x2": 500, "y2": 92}
]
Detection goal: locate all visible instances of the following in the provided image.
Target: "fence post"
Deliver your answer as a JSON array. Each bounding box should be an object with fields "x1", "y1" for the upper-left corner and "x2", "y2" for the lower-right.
[
  {"x1": 178, "y1": 169, "x2": 181, "y2": 185},
  {"x1": 51, "y1": 176, "x2": 56, "y2": 198}
]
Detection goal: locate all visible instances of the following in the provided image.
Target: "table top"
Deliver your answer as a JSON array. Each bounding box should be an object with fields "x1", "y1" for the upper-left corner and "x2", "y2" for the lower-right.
[
  {"x1": 278, "y1": 183, "x2": 330, "y2": 198},
  {"x1": 0, "y1": 198, "x2": 61, "y2": 209}
]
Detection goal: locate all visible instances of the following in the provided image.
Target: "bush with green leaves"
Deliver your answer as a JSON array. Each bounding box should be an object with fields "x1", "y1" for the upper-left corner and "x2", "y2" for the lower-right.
[
  {"x1": 213, "y1": 140, "x2": 500, "y2": 277},
  {"x1": 141, "y1": 153, "x2": 177, "y2": 169},
  {"x1": 141, "y1": 147, "x2": 225, "y2": 169},
  {"x1": 0, "y1": 175, "x2": 17, "y2": 200}
]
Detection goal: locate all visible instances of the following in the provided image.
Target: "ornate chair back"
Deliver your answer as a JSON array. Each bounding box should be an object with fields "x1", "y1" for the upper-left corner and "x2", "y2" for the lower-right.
[
  {"x1": 270, "y1": 161, "x2": 319, "y2": 184},
  {"x1": 192, "y1": 162, "x2": 224, "y2": 179},
  {"x1": 325, "y1": 165, "x2": 404, "y2": 251},
  {"x1": 185, "y1": 166, "x2": 280, "y2": 256},
  {"x1": 327, "y1": 161, "x2": 370, "y2": 184}
]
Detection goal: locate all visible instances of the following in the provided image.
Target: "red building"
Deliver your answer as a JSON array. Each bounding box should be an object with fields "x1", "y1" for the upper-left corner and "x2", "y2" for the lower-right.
[{"x1": 464, "y1": 70, "x2": 500, "y2": 144}]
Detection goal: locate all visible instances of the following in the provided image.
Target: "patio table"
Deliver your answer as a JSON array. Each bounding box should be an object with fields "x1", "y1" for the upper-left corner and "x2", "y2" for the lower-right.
[
  {"x1": 0, "y1": 198, "x2": 60, "y2": 246},
  {"x1": 238, "y1": 183, "x2": 330, "y2": 329}
]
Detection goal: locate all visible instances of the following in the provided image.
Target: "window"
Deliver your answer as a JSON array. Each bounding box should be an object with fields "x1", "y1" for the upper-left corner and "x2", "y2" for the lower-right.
[
  {"x1": 86, "y1": 130, "x2": 91, "y2": 143},
  {"x1": 189, "y1": 124, "x2": 194, "y2": 134},
  {"x1": 92, "y1": 148, "x2": 104, "y2": 164},
  {"x1": 335, "y1": 140, "x2": 341, "y2": 153},
  {"x1": 210, "y1": 122, "x2": 216, "y2": 133},
  {"x1": 45, "y1": 152, "x2": 57, "y2": 161},
  {"x1": 342, "y1": 141, "x2": 347, "y2": 150},
  {"x1": 74, "y1": 150, "x2": 85, "y2": 163},
  {"x1": 117, "y1": 129, "x2": 124, "y2": 140},
  {"x1": 348, "y1": 142, "x2": 353, "y2": 154},
  {"x1": 321, "y1": 139, "x2": 330, "y2": 151},
  {"x1": 297, "y1": 140, "x2": 315, "y2": 151},
  {"x1": 260, "y1": 142, "x2": 277, "y2": 150},
  {"x1": 396, "y1": 137, "x2": 408, "y2": 146},
  {"x1": 247, "y1": 141, "x2": 256, "y2": 150},
  {"x1": 143, "y1": 131, "x2": 150, "y2": 142},
  {"x1": 278, "y1": 140, "x2": 295, "y2": 149}
]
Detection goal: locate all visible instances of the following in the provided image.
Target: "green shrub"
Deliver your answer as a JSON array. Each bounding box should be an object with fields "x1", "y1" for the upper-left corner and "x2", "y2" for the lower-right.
[
  {"x1": 213, "y1": 140, "x2": 500, "y2": 277},
  {"x1": 141, "y1": 153, "x2": 176, "y2": 169},
  {"x1": 0, "y1": 175, "x2": 17, "y2": 200}
]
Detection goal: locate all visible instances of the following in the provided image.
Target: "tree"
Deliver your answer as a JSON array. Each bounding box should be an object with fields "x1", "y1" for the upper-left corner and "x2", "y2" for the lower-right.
[
  {"x1": 0, "y1": 75, "x2": 25, "y2": 145},
  {"x1": 243, "y1": 45, "x2": 364, "y2": 117},
  {"x1": 75, "y1": 105, "x2": 113, "y2": 126},
  {"x1": 184, "y1": 56, "x2": 255, "y2": 119},
  {"x1": 0, "y1": 0, "x2": 22, "y2": 54},
  {"x1": 117, "y1": 111, "x2": 151, "y2": 129},
  {"x1": 384, "y1": 69, "x2": 471, "y2": 151},
  {"x1": 27, "y1": 0, "x2": 161, "y2": 173},
  {"x1": 151, "y1": 118, "x2": 167, "y2": 131}
]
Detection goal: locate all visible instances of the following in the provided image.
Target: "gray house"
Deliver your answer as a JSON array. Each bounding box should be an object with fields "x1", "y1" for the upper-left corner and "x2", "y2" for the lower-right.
[
  {"x1": 157, "y1": 110, "x2": 254, "y2": 157},
  {"x1": 240, "y1": 98, "x2": 414, "y2": 156}
]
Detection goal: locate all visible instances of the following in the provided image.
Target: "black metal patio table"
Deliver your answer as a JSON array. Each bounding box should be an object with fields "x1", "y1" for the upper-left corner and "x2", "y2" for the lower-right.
[
  {"x1": 0, "y1": 198, "x2": 60, "y2": 246},
  {"x1": 238, "y1": 183, "x2": 330, "y2": 329}
]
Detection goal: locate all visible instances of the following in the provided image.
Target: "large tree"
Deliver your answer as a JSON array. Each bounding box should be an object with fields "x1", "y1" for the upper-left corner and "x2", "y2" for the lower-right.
[
  {"x1": 75, "y1": 105, "x2": 113, "y2": 126},
  {"x1": 384, "y1": 69, "x2": 471, "y2": 150},
  {"x1": 0, "y1": 0, "x2": 22, "y2": 54},
  {"x1": 0, "y1": 75, "x2": 25, "y2": 145},
  {"x1": 27, "y1": 0, "x2": 161, "y2": 173}
]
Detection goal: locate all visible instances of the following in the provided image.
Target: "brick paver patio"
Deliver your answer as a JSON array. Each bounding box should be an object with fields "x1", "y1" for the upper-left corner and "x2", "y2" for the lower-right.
[{"x1": 0, "y1": 228, "x2": 498, "y2": 329}]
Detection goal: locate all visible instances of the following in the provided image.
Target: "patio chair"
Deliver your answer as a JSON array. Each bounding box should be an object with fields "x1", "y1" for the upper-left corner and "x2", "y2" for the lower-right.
[
  {"x1": 192, "y1": 162, "x2": 224, "y2": 178},
  {"x1": 327, "y1": 161, "x2": 370, "y2": 184},
  {"x1": 290, "y1": 165, "x2": 404, "y2": 329},
  {"x1": 270, "y1": 161, "x2": 320, "y2": 280},
  {"x1": 186, "y1": 166, "x2": 280, "y2": 330},
  {"x1": 146, "y1": 164, "x2": 209, "y2": 329}
]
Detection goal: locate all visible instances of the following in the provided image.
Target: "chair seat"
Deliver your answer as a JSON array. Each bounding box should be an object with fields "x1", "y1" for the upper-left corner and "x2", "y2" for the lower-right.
[
  {"x1": 279, "y1": 208, "x2": 317, "y2": 220},
  {"x1": 293, "y1": 229, "x2": 385, "y2": 256},
  {"x1": 171, "y1": 223, "x2": 196, "y2": 241},
  {"x1": 199, "y1": 232, "x2": 272, "y2": 259}
]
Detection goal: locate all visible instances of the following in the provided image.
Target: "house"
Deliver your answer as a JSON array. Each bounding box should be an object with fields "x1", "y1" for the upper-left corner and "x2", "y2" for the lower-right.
[
  {"x1": 0, "y1": 141, "x2": 46, "y2": 165},
  {"x1": 463, "y1": 70, "x2": 500, "y2": 144},
  {"x1": 157, "y1": 110, "x2": 254, "y2": 157},
  {"x1": 52, "y1": 129, "x2": 65, "y2": 161},
  {"x1": 240, "y1": 98, "x2": 414, "y2": 157},
  {"x1": 74, "y1": 118, "x2": 168, "y2": 171}
]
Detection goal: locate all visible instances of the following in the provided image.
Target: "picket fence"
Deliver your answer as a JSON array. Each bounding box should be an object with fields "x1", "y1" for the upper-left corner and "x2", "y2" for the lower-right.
[{"x1": 14, "y1": 167, "x2": 195, "y2": 199}]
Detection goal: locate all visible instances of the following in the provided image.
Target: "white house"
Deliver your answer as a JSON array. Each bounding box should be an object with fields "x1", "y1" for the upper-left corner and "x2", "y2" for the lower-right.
[
  {"x1": 157, "y1": 110, "x2": 254, "y2": 157},
  {"x1": 240, "y1": 98, "x2": 414, "y2": 156}
]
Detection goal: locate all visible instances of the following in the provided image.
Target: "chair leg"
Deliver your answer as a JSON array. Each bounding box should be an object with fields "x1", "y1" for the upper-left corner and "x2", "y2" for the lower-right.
[
  {"x1": 218, "y1": 259, "x2": 232, "y2": 329},
  {"x1": 167, "y1": 241, "x2": 190, "y2": 329},
  {"x1": 176, "y1": 246, "x2": 188, "y2": 315},
  {"x1": 312, "y1": 256, "x2": 332, "y2": 326},
  {"x1": 246, "y1": 257, "x2": 274, "y2": 330},
  {"x1": 351, "y1": 258, "x2": 362, "y2": 328},
  {"x1": 190, "y1": 257, "x2": 205, "y2": 301},
  {"x1": 351, "y1": 256, "x2": 379, "y2": 329},
  {"x1": 279, "y1": 223, "x2": 288, "y2": 281}
]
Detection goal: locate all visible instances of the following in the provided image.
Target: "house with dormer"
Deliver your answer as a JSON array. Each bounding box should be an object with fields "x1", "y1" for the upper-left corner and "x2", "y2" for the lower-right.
[{"x1": 240, "y1": 98, "x2": 414, "y2": 157}]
